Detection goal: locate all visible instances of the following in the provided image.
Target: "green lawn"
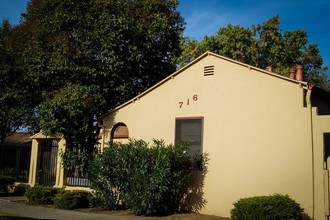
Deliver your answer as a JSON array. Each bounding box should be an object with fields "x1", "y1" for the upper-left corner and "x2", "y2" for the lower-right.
[{"x1": 0, "y1": 212, "x2": 36, "y2": 219}]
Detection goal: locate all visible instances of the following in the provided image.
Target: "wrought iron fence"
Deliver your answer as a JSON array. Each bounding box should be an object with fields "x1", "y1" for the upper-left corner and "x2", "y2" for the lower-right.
[{"x1": 0, "y1": 145, "x2": 31, "y2": 182}]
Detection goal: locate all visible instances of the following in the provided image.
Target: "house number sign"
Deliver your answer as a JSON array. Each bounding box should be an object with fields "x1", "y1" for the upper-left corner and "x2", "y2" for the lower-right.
[{"x1": 179, "y1": 94, "x2": 198, "y2": 108}]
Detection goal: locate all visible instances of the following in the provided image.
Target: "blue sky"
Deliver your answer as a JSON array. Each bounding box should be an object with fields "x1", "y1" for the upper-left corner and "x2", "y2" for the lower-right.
[
  {"x1": 1, "y1": 0, "x2": 329, "y2": 74},
  {"x1": 178, "y1": 0, "x2": 330, "y2": 73}
]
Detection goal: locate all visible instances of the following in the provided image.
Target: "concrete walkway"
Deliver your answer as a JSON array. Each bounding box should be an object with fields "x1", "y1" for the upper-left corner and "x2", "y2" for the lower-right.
[
  {"x1": 0, "y1": 196, "x2": 227, "y2": 220},
  {"x1": 0, "y1": 196, "x2": 140, "y2": 220}
]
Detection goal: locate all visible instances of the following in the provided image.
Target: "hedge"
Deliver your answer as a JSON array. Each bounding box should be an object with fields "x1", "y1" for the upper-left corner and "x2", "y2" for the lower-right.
[
  {"x1": 53, "y1": 190, "x2": 90, "y2": 210},
  {"x1": 25, "y1": 186, "x2": 64, "y2": 204},
  {"x1": 231, "y1": 194, "x2": 304, "y2": 220},
  {"x1": 0, "y1": 176, "x2": 15, "y2": 193}
]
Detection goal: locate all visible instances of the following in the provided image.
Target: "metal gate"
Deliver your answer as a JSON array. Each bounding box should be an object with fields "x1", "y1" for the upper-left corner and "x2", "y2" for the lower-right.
[
  {"x1": 38, "y1": 140, "x2": 58, "y2": 186},
  {"x1": 324, "y1": 133, "x2": 330, "y2": 218}
]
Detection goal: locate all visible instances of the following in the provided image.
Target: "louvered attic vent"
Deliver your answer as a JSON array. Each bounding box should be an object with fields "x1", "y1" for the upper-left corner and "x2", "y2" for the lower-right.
[{"x1": 204, "y1": 65, "x2": 214, "y2": 76}]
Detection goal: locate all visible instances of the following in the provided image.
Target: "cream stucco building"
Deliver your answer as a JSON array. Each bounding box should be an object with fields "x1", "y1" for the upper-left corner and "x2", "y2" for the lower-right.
[{"x1": 98, "y1": 51, "x2": 330, "y2": 219}]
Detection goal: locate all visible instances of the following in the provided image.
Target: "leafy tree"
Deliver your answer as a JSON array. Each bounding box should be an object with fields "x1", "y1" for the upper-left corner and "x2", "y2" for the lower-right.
[
  {"x1": 0, "y1": 20, "x2": 15, "y2": 142},
  {"x1": 13, "y1": 0, "x2": 184, "y2": 149},
  {"x1": 179, "y1": 16, "x2": 329, "y2": 89},
  {"x1": 0, "y1": 20, "x2": 38, "y2": 142}
]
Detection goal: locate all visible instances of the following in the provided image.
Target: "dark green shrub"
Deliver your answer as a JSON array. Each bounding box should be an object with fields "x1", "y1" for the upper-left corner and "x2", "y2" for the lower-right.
[
  {"x1": 230, "y1": 194, "x2": 304, "y2": 220},
  {"x1": 124, "y1": 140, "x2": 194, "y2": 216},
  {"x1": 90, "y1": 139, "x2": 204, "y2": 215},
  {"x1": 0, "y1": 175, "x2": 15, "y2": 193},
  {"x1": 0, "y1": 168, "x2": 16, "y2": 177},
  {"x1": 53, "y1": 190, "x2": 90, "y2": 210},
  {"x1": 25, "y1": 186, "x2": 64, "y2": 204},
  {"x1": 89, "y1": 141, "x2": 130, "y2": 210}
]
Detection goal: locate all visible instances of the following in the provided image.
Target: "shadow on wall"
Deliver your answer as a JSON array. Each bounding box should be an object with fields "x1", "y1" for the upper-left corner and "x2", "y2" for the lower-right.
[
  {"x1": 100, "y1": 110, "x2": 118, "y2": 130},
  {"x1": 181, "y1": 154, "x2": 209, "y2": 213},
  {"x1": 302, "y1": 213, "x2": 312, "y2": 220}
]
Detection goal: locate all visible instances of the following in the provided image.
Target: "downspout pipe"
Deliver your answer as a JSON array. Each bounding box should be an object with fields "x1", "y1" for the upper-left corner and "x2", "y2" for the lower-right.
[{"x1": 306, "y1": 84, "x2": 315, "y2": 219}]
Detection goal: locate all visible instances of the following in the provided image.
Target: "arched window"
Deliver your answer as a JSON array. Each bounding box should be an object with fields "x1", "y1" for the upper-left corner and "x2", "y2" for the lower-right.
[{"x1": 111, "y1": 123, "x2": 129, "y2": 139}]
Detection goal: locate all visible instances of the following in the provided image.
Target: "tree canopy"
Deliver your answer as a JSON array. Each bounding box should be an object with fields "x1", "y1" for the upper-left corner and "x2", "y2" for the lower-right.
[
  {"x1": 0, "y1": 0, "x2": 184, "y2": 145},
  {"x1": 0, "y1": 20, "x2": 39, "y2": 142},
  {"x1": 179, "y1": 16, "x2": 329, "y2": 89}
]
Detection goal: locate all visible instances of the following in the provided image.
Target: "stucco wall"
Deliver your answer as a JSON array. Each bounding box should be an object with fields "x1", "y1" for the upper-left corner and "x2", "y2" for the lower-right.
[
  {"x1": 102, "y1": 54, "x2": 314, "y2": 218},
  {"x1": 311, "y1": 107, "x2": 330, "y2": 219}
]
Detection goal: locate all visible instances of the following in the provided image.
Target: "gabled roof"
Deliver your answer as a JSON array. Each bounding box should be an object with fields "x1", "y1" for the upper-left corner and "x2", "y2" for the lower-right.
[
  {"x1": 100, "y1": 51, "x2": 310, "y2": 119},
  {"x1": 2, "y1": 133, "x2": 32, "y2": 145}
]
